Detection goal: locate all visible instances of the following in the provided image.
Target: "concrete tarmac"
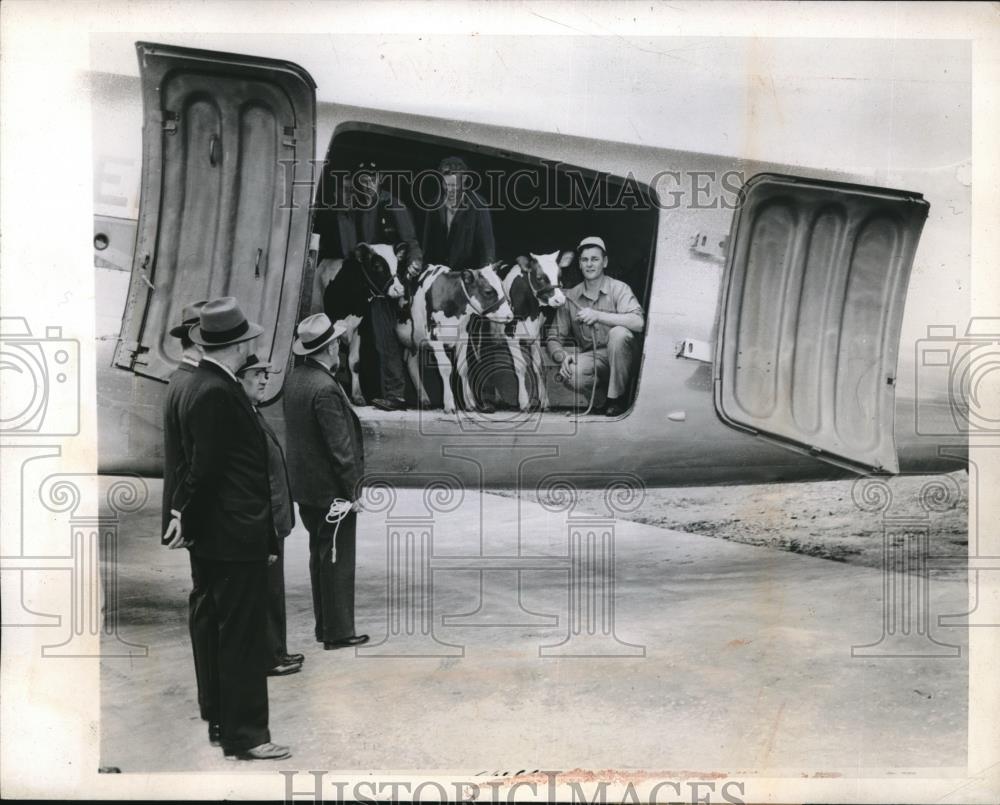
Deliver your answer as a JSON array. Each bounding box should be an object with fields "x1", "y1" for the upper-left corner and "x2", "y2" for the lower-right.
[{"x1": 101, "y1": 479, "x2": 968, "y2": 774}]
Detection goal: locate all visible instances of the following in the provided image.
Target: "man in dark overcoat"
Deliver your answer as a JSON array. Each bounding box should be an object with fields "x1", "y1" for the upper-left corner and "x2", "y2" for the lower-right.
[
  {"x1": 282, "y1": 313, "x2": 370, "y2": 650},
  {"x1": 162, "y1": 296, "x2": 290, "y2": 761},
  {"x1": 421, "y1": 155, "x2": 501, "y2": 412}
]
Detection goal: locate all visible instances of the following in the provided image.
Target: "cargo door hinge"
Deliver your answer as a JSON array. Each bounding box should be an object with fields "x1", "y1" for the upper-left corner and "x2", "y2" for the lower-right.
[
  {"x1": 122, "y1": 341, "x2": 151, "y2": 368},
  {"x1": 161, "y1": 111, "x2": 179, "y2": 134}
]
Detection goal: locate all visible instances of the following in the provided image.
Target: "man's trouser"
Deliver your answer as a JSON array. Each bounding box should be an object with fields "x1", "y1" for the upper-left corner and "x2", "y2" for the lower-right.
[
  {"x1": 266, "y1": 537, "x2": 288, "y2": 664},
  {"x1": 298, "y1": 505, "x2": 358, "y2": 643},
  {"x1": 560, "y1": 325, "x2": 637, "y2": 405},
  {"x1": 369, "y1": 298, "x2": 407, "y2": 400},
  {"x1": 189, "y1": 555, "x2": 271, "y2": 754}
]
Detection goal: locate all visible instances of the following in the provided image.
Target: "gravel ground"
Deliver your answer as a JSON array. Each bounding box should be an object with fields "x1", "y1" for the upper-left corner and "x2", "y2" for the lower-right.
[{"x1": 497, "y1": 471, "x2": 968, "y2": 573}]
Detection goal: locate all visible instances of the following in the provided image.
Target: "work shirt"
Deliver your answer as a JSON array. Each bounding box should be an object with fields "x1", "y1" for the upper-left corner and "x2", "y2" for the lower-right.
[{"x1": 546, "y1": 275, "x2": 644, "y2": 355}]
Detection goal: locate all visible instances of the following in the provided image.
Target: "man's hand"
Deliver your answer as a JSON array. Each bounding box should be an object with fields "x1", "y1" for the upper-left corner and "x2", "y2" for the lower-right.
[
  {"x1": 351, "y1": 498, "x2": 364, "y2": 513},
  {"x1": 407, "y1": 260, "x2": 422, "y2": 279},
  {"x1": 268, "y1": 554, "x2": 278, "y2": 566},
  {"x1": 163, "y1": 509, "x2": 190, "y2": 549},
  {"x1": 558, "y1": 354, "x2": 576, "y2": 383},
  {"x1": 576, "y1": 307, "x2": 600, "y2": 327}
]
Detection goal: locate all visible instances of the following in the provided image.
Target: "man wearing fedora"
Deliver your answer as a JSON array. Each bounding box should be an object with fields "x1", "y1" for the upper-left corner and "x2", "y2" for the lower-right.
[
  {"x1": 162, "y1": 300, "x2": 207, "y2": 544},
  {"x1": 235, "y1": 353, "x2": 304, "y2": 678},
  {"x1": 283, "y1": 313, "x2": 370, "y2": 650},
  {"x1": 162, "y1": 297, "x2": 291, "y2": 761}
]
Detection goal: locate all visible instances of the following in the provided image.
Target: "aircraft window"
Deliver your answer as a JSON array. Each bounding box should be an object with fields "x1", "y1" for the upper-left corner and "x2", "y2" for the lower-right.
[{"x1": 310, "y1": 125, "x2": 658, "y2": 417}]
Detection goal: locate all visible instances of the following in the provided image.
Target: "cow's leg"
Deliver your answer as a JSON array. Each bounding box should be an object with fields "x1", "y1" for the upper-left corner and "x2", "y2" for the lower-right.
[
  {"x1": 405, "y1": 348, "x2": 430, "y2": 406},
  {"x1": 348, "y1": 328, "x2": 365, "y2": 406},
  {"x1": 505, "y1": 338, "x2": 531, "y2": 411},
  {"x1": 531, "y1": 340, "x2": 550, "y2": 411},
  {"x1": 456, "y1": 335, "x2": 478, "y2": 412},
  {"x1": 428, "y1": 340, "x2": 456, "y2": 413}
]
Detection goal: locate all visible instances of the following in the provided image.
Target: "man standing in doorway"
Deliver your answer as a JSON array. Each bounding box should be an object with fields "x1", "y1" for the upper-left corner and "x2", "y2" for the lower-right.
[
  {"x1": 328, "y1": 160, "x2": 422, "y2": 411},
  {"x1": 422, "y1": 155, "x2": 500, "y2": 412}
]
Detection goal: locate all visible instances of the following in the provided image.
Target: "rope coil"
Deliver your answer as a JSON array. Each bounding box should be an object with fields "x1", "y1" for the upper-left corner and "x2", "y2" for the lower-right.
[{"x1": 324, "y1": 498, "x2": 354, "y2": 563}]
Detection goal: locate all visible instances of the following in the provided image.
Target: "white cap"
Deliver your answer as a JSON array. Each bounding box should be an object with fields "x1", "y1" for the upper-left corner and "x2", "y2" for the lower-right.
[{"x1": 577, "y1": 236, "x2": 607, "y2": 254}]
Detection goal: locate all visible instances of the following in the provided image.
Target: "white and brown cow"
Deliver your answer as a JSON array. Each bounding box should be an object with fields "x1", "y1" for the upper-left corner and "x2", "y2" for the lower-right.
[
  {"x1": 396, "y1": 264, "x2": 514, "y2": 413},
  {"x1": 321, "y1": 243, "x2": 405, "y2": 405},
  {"x1": 500, "y1": 252, "x2": 566, "y2": 411}
]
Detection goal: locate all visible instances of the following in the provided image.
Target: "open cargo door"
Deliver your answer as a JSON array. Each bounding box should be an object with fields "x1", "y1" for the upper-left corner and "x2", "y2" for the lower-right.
[
  {"x1": 715, "y1": 173, "x2": 929, "y2": 474},
  {"x1": 113, "y1": 42, "x2": 316, "y2": 402}
]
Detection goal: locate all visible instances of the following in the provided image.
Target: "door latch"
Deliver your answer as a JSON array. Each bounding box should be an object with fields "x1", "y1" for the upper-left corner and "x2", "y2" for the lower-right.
[{"x1": 676, "y1": 338, "x2": 713, "y2": 363}]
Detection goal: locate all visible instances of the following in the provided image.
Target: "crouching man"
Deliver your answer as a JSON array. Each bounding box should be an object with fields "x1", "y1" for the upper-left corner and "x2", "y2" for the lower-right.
[{"x1": 545, "y1": 236, "x2": 644, "y2": 416}]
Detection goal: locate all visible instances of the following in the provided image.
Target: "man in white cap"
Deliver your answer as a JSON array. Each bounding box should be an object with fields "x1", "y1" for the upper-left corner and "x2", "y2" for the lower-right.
[
  {"x1": 283, "y1": 313, "x2": 370, "y2": 650},
  {"x1": 545, "y1": 236, "x2": 645, "y2": 416},
  {"x1": 162, "y1": 296, "x2": 291, "y2": 761}
]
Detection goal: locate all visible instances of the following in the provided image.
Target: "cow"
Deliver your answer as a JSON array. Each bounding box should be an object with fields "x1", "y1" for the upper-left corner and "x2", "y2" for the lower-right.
[
  {"x1": 321, "y1": 243, "x2": 405, "y2": 405},
  {"x1": 499, "y1": 252, "x2": 566, "y2": 411},
  {"x1": 395, "y1": 263, "x2": 514, "y2": 413}
]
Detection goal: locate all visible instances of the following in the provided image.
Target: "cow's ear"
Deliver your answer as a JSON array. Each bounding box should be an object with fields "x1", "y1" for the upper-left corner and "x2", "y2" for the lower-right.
[
  {"x1": 393, "y1": 242, "x2": 408, "y2": 260},
  {"x1": 461, "y1": 269, "x2": 475, "y2": 286},
  {"x1": 352, "y1": 243, "x2": 372, "y2": 263}
]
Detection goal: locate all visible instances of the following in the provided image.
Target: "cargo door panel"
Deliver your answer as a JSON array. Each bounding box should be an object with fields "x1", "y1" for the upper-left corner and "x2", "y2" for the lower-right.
[
  {"x1": 114, "y1": 42, "x2": 316, "y2": 402},
  {"x1": 715, "y1": 174, "x2": 929, "y2": 474}
]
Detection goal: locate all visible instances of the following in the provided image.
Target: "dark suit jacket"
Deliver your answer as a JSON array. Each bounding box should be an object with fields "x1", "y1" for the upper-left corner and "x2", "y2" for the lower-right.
[
  {"x1": 332, "y1": 191, "x2": 422, "y2": 264},
  {"x1": 170, "y1": 360, "x2": 277, "y2": 561},
  {"x1": 257, "y1": 410, "x2": 295, "y2": 538},
  {"x1": 161, "y1": 361, "x2": 197, "y2": 536},
  {"x1": 421, "y1": 191, "x2": 496, "y2": 271},
  {"x1": 283, "y1": 359, "x2": 365, "y2": 507}
]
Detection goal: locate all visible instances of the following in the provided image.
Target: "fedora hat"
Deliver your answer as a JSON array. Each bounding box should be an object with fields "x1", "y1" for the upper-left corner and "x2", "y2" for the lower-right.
[
  {"x1": 189, "y1": 297, "x2": 264, "y2": 347},
  {"x1": 292, "y1": 313, "x2": 346, "y2": 356},
  {"x1": 236, "y1": 353, "x2": 281, "y2": 376},
  {"x1": 169, "y1": 300, "x2": 209, "y2": 338}
]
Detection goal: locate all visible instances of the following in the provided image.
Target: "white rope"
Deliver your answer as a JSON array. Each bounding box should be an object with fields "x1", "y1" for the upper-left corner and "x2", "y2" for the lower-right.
[{"x1": 324, "y1": 498, "x2": 354, "y2": 563}]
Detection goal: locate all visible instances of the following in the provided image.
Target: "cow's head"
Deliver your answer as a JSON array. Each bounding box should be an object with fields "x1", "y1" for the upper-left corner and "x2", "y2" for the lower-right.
[
  {"x1": 463, "y1": 266, "x2": 514, "y2": 322},
  {"x1": 351, "y1": 243, "x2": 405, "y2": 299},
  {"x1": 527, "y1": 251, "x2": 566, "y2": 307}
]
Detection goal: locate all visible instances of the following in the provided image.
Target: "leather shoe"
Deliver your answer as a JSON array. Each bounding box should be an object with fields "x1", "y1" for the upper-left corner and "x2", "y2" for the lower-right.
[
  {"x1": 281, "y1": 653, "x2": 305, "y2": 664},
  {"x1": 208, "y1": 722, "x2": 221, "y2": 747},
  {"x1": 323, "y1": 634, "x2": 370, "y2": 650},
  {"x1": 267, "y1": 660, "x2": 302, "y2": 676},
  {"x1": 372, "y1": 397, "x2": 406, "y2": 412},
  {"x1": 225, "y1": 742, "x2": 291, "y2": 761},
  {"x1": 604, "y1": 398, "x2": 626, "y2": 417}
]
